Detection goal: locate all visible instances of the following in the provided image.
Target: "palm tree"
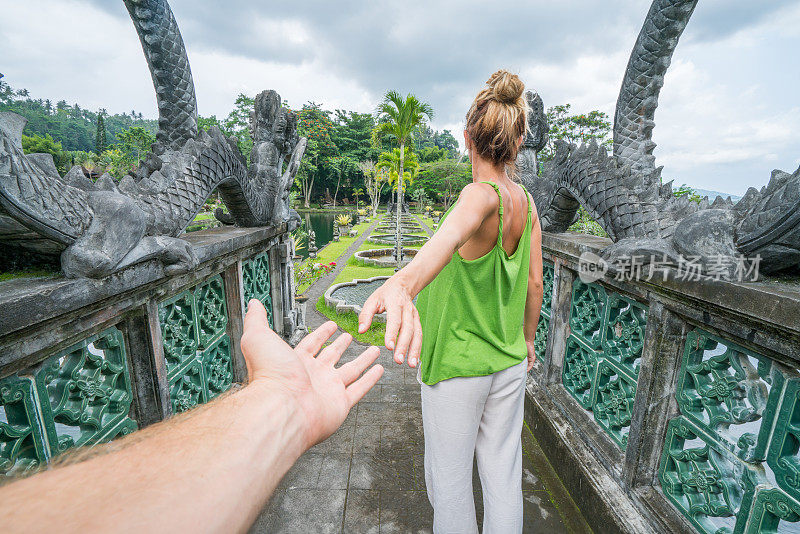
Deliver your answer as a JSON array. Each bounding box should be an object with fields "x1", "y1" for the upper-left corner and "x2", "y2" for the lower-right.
[{"x1": 375, "y1": 91, "x2": 433, "y2": 267}]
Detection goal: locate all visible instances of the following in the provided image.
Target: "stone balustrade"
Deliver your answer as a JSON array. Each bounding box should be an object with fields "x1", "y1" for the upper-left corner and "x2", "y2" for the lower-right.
[
  {"x1": 0, "y1": 224, "x2": 297, "y2": 476},
  {"x1": 528, "y1": 231, "x2": 800, "y2": 534}
]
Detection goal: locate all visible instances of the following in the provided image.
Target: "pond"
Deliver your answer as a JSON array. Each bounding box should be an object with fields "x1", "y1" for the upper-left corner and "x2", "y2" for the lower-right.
[{"x1": 295, "y1": 211, "x2": 335, "y2": 259}]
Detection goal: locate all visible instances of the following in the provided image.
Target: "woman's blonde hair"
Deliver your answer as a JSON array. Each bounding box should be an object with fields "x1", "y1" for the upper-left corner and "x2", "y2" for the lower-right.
[{"x1": 465, "y1": 70, "x2": 528, "y2": 169}]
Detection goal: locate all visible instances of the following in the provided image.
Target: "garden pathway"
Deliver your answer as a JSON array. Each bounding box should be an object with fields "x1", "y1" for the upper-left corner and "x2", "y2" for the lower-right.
[{"x1": 250, "y1": 214, "x2": 591, "y2": 533}]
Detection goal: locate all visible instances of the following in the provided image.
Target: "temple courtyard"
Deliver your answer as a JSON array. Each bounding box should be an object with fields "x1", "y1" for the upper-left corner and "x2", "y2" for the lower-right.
[{"x1": 251, "y1": 213, "x2": 591, "y2": 533}]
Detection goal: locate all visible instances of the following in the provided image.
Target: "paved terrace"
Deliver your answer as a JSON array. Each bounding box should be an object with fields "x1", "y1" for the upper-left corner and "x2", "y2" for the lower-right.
[{"x1": 250, "y1": 214, "x2": 591, "y2": 533}]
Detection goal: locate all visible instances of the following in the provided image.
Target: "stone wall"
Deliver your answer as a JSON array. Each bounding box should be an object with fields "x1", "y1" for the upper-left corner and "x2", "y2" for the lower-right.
[
  {"x1": 527, "y1": 232, "x2": 800, "y2": 534},
  {"x1": 0, "y1": 224, "x2": 299, "y2": 476}
]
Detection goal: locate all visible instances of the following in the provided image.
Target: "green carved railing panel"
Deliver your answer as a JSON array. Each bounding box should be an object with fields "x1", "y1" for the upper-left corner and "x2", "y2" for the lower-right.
[
  {"x1": 36, "y1": 329, "x2": 138, "y2": 453},
  {"x1": 562, "y1": 279, "x2": 648, "y2": 449},
  {"x1": 660, "y1": 416, "x2": 761, "y2": 534},
  {"x1": 0, "y1": 327, "x2": 138, "y2": 475},
  {"x1": 534, "y1": 313, "x2": 549, "y2": 365},
  {"x1": 533, "y1": 261, "x2": 555, "y2": 367},
  {"x1": 159, "y1": 274, "x2": 234, "y2": 414},
  {"x1": 569, "y1": 279, "x2": 606, "y2": 350},
  {"x1": 203, "y1": 335, "x2": 233, "y2": 401},
  {"x1": 603, "y1": 293, "x2": 648, "y2": 377},
  {"x1": 542, "y1": 260, "x2": 555, "y2": 318},
  {"x1": 677, "y1": 330, "x2": 782, "y2": 464},
  {"x1": 767, "y1": 378, "x2": 800, "y2": 504},
  {"x1": 158, "y1": 291, "x2": 197, "y2": 374},
  {"x1": 195, "y1": 275, "x2": 228, "y2": 351},
  {"x1": 735, "y1": 487, "x2": 800, "y2": 534},
  {"x1": 242, "y1": 251, "x2": 273, "y2": 328},
  {"x1": 594, "y1": 360, "x2": 637, "y2": 449},
  {"x1": 563, "y1": 337, "x2": 599, "y2": 409},
  {"x1": 170, "y1": 359, "x2": 205, "y2": 414},
  {"x1": 0, "y1": 377, "x2": 46, "y2": 475},
  {"x1": 661, "y1": 327, "x2": 800, "y2": 533}
]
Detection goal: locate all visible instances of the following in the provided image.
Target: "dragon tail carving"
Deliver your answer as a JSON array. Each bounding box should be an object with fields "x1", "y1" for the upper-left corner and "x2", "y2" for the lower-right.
[{"x1": 124, "y1": 0, "x2": 198, "y2": 150}]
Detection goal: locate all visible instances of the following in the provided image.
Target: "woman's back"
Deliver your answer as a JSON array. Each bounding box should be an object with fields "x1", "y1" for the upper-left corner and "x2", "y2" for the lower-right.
[
  {"x1": 458, "y1": 180, "x2": 530, "y2": 261},
  {"x1": 416, "y1": 180, "x2": 533, "y2": 385}
]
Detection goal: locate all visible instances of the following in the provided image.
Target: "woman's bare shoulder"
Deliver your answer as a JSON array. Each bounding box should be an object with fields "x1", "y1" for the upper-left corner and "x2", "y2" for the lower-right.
[{"x1": 457, "y1": 182, "x2": 499, "y2": 212}]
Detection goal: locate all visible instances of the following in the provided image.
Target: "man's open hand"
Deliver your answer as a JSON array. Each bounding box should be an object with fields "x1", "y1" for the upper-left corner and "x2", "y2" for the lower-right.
[{"x1": 241, "y1": 299, "x2": 384, "y2": 448}]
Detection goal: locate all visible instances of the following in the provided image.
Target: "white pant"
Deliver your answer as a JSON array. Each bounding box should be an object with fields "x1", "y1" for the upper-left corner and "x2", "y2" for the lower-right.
[{"x1": 419, "y1": 359, "x2": 526, "y2": 534}]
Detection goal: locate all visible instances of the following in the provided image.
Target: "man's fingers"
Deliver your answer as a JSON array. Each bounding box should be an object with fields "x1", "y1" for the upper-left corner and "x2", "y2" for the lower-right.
[
  {"x1": 317, "y1": 332, "x2": 353, "y2": 366},
  {"x1": 337, "y1": 345, "x2": 380, "y2": 384},
  {"x1": 408, "y1": 307, "x2": 423, "y2": 368},
  {"x1": 294, "y1": 321, "x2": 338, "y2": 358},
  {"x1": 394, "y1": 304, "x2": 414, "y2": 365},
  {"x1": 358, "y1": 295, "x2": 380, "y2": 334},
  {"x1": 243, "y1": 299, "x2": 270, "y2": 334},
  {"x1": 384, "y1": 302, "x2": 402, "y2": 352},
  {"x1": 345, "y1": 364, "x2": 384, "y2": 407}
]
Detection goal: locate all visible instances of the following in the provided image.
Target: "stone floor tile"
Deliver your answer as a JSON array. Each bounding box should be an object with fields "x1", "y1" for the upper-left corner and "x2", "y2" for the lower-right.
[
  {"x1": 318, "y1": 452, "x2": 352, "y2": 490},
  {"x1": 381, "y1": 384, "x2": 421, "y2": 404},
  {"x1": 350, "y1": 449, "x2": 415, "y2": 491},
  {"x1": 378, "y1": 490, "x2": 434, "y2": 534},
  {"x1": 250, "y1": 489, "x2": 346, "y2": 534},
  {"x1": 278, "y1": 453, "x2": 323, "y2": 490},
  {"x1": 342, "y1": 490, "x2": 381, "y2": 534},
  {"x1": 310, "y1": 423, "x2": 355, "y2": 454},
  {"x1": 353, "y1": 424, "x2": 381, "y2": 453}
]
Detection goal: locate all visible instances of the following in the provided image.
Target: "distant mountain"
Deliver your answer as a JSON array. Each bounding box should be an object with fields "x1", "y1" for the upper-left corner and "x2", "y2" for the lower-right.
[{"x1": 692, "y1": 188, "x2": 742, "y2": 203}]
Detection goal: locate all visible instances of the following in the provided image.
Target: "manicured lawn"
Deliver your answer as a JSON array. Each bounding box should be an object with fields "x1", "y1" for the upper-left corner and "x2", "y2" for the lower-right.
[
  {"x1": 316, "y1": 296, "x2": 386, "y2": 347},
  {"x1": 333, "y1": 258, "x2": 394, "y2": 284},
  {"x1": 295, "y1": 218, "x2": 374, "y2": 293}
]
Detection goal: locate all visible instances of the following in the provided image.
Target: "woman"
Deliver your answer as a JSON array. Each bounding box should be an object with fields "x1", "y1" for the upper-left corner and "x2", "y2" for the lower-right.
[{"x1": 358, "y1": 70, "x2": 544, "y2": 533}]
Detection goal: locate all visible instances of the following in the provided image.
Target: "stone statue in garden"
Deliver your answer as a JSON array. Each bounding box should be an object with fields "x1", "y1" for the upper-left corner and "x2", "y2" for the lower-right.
[
  {"x1": 0, "y1": 0, "x2": 305, "y2": 278},
  {"x1": 518, "y1": 0, "x2": 800, "y2": 278}
]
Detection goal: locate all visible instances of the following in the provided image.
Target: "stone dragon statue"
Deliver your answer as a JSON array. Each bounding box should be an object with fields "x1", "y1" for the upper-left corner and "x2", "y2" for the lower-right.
[
  {"x1": 0, "y1": 0, "x2": 306, "y2": 278},
  {"x1": 519, "y1": 0, "x2": 800, "y2": 279}
]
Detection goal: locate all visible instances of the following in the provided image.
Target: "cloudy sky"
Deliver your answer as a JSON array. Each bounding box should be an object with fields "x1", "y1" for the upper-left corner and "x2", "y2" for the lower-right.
[{"x1": 1, "y1": 0, "x2": 798, "y2": 196}]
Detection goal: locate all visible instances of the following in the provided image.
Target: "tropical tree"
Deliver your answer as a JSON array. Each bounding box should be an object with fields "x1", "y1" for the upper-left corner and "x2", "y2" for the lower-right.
[
  {"x1": 358, "y1": 160, "x2": 386, "y2": 217},
  {"x1": 352, "y1": 188, "x2": 364, "y2": 210},
  {"x1": 95, "y1": 110, "x2": 107, "y2": 155},
  {"x1": 376, "y1": 147, "x2": 419, "y2": 193},
  {"x1": 416, "y1": 159, "x2": 472, "y2": 210},
  {"x1": 296, "y1": 138, "x2": 320, "y2": 208},
  {"x1": 330, "y1": 156, "x2": 357, "y2": 208},
  {"x1": 375, "y1": 91, "x2": 433, "y2": 265}
]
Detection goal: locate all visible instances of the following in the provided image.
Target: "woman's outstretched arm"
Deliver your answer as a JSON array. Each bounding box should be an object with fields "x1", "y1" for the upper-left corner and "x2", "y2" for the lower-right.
[
  {"x1": 0, "y1": 300, "x2": 383, "y2": 533},
  {"x1": 523, "y1": 206, "x2": 544, "y2": 370},
  {"x1": 358, "y1": 183, "x2": 497, "y2": 367}
]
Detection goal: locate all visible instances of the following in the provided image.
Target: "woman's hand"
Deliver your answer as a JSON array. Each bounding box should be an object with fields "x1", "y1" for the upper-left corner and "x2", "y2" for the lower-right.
[
  {"x1": 526, "y1": 339, "x2": 536, "y2": 371},
  {"x1": 358, "y1": 277, "x2": 423, "y2": 368},
  {"x1": 241, "y1": 299, "x2": 384, "y2": 448}
]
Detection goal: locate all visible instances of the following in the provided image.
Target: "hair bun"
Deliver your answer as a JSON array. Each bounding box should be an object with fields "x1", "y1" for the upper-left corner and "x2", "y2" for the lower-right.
[{"x1": 487, "y1": 70, "x2": 524, "y2": 104}]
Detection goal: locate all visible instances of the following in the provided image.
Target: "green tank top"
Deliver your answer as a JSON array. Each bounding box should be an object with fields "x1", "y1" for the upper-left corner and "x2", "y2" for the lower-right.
[{"x1": 416, "y1": 181, "x2": 533, "y2": 385}]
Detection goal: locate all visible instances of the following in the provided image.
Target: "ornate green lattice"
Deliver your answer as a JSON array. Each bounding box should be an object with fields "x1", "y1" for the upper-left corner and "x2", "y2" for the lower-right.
[
  {"x1": 562, "y1": 279, "x2": 647, "y2": 449},
  {"x1": 735, "y1": 487, "x2": 800, "y2": 534},
  {"x1": 661, "y1": 328, "x2": 800, "y2": 533},
  {"x1": 0, "y1": 378, "x2": 45, "y2": 475},
  {"x1": 159, "y1": 275, "x2": 234, "y2": 414},
  {"x1": 594, "y1": 360, "x2": 637, "y2": 448},
  {"x1": 242, "y1": 251, "x2": 274, "y2": 328},
  {"x1": 563, "y1": 337, "x2": 599, "y2": 409},
  {"x1": 542, "y1": 260, "x2": 555, "y2": 318},
  {"x1": 0, "y1": 327, "x2": 138, "y2": 475},
  {"x1": 533, "y1": 261, "x2": 555, "y2": 367},
  {"x1": 660, "y1": 416, "x2": 759, "y2": 534}
]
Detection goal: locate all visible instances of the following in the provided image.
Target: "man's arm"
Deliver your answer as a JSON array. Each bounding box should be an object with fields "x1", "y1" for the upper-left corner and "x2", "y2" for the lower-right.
[
  {"x1": 523, "y1": 204, "x2": 544, "y2": 370},
  {"x1": 0, "y1": 299, "x2": 382, "y2": 533}
]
